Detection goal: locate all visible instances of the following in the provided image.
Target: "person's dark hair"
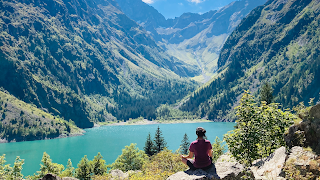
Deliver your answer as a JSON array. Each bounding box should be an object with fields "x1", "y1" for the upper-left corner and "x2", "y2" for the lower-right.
[{"x1": 196, "y1": 127, "x2": 206, "y2": 137}]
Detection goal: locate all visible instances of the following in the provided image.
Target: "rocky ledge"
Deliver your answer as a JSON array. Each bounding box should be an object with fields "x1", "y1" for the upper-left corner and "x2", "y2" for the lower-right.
[{"x1": 167, "y1": 146, "x2": 320, "y2": 180}]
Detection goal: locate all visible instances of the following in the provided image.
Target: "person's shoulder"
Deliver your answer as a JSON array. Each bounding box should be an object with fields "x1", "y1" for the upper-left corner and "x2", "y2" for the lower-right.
[
  {"x1": 191, "y1": 140, "x2": 199, "y2": 144},
  {"x1": 204, "y1": 140, "x2": 211, "y2": 143}
]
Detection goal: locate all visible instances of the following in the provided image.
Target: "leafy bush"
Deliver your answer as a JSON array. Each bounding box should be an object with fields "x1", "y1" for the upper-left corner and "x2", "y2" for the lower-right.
[
  {"x1": 110, "y1": 143, "x2": 148, "y2": 171},
  {"x1": 224, "y1": 91, "x2": 294, "y2": 166}
]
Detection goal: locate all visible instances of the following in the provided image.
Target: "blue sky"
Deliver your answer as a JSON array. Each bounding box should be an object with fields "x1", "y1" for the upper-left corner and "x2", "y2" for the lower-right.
[{"x1": 142, "y1": 0, "x2": 236, "y2": 19}]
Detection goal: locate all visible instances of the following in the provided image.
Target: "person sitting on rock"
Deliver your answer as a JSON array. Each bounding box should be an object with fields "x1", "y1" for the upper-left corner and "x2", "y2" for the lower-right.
[{"x1": 181, "y1": 127, "x2": 213, "y2": 170}]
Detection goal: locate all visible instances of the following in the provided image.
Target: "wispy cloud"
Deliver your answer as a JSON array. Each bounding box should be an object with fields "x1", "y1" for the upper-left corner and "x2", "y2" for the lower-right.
[
  {"x1": 187, "y1": 0, "x2": 205, "y2": 4},
  {"x1": 142, "y1": 0, "x2": 154, "y2": 4},
  {"x1": 178, "y1": 3, "x2": 183, "y2": 6}
]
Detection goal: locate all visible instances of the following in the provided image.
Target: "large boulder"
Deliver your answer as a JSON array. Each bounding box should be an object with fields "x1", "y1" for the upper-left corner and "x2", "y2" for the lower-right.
[
  {"x1": 283, "y1": 146, "x2": 320, "y2": 178},
  {"x1": 167, "y1": 164, "x2": 220, "y2": 180},
  {"x1": 285, "y1": 104, "x2": 320, "y2": 153},
  {"x1": 167, "y1": 153, "x2": 244, "y2": 180},
  {"x1": 250, "y1": 147, "x2": 286, "y2": 180}
]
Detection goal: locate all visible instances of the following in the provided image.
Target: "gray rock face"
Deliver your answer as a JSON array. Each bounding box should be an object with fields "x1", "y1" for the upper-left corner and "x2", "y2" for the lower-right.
[
  {"x1": 167, "y1": 165, "x2": 220, "y2": 180},
  {"x1": 285, "y1": 104, "x2": 320, "y2": 154},
  {"x1": 215, "y1": 154, "x2": 244, "y2": 179},
  {"x1": 250, "y1": 147, "x2": 286, "y2": 180},
  {"x1": 167, "y1": 154, "x2": 244, "y2": 180}
]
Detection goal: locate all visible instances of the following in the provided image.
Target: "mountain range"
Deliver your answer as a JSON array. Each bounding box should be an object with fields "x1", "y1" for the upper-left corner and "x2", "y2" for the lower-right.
[
  {"x1": 0, "y1": 0, "x2": 199, "y2": 133},
  {"x1": 1, "y1": 0, "x2": 319, "y2": 142},
  {"x1": 181, "y1": 0, "x2": 320, "y2": 120},
  {"x1": 117, "y1": 0, "x2": 267, "y2": 82}
]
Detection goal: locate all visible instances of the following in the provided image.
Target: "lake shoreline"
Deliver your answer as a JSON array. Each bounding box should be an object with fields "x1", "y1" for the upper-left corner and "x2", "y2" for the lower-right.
[
  {"x1": 0, "y1": 130, "x2": 85, "y2": 144},
  {"x1": 97, "y1": 119, "x2": 213, "y2": 127}
]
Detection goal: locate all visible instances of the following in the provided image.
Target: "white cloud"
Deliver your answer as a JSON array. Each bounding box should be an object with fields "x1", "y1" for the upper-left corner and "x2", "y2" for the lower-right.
[
  {"x1": 187, "y1": 0, "x2": 205, "y2": 4},
  {"x1": 178, "y1": 3, "x2": 183, "y2": 5},
  {"x1": 142, "y1": 0, "x2": 154, "y2": 4}
]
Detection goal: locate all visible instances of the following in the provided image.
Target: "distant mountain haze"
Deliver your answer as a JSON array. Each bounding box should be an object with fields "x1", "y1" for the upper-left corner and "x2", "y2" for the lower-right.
[
  {"x1": 116, "y1": 0, "x2": 267, "y2": 82},
  {"x1": 0, "y1": 0, "x2": 199, "y2": 129},
  {"x1": 141, "y1": 0, "x2": 236, "y2": 19}
]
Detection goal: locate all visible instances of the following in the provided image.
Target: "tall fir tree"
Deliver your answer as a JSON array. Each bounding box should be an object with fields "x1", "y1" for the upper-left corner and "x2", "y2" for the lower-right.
[
  {"x1": 180, "y1": 133, "x2": 190, "y2": 155},
  {"x1": 260, "y1": 82, "x2": 273, "y2": 104},
  {"x1": 153, "y1": 126, "x2": 167, "y2": 153},
  {"x1": 144, "y1": 132, "x2": 155, "y2": 156},
  {"x1": 75, "y1": 155, "x2": 92, "y2": 180},
  {"x1": 91, "y1": 152, "x2": 107, "y2": 176}
]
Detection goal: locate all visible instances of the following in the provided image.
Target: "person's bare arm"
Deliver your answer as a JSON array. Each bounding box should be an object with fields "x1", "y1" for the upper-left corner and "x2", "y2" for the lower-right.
[
  {"x1": 181, "y1": 151, "x2": 194, "y2": 159},
  {"x1": 208, "y1": 149, "x2": 213, "y2": 157}
]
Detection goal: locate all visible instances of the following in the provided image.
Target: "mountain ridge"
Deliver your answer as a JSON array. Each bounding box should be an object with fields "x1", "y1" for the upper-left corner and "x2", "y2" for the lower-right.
[
  {"x1": 180, "y1": 0, "x2": 320, "y2": 120},
  {"x1": 0, "y1": 0, "x2": 199, "y2": 129}
]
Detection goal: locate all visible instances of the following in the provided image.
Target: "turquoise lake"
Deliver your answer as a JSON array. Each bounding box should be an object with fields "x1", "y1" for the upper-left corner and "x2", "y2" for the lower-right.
[{"x1": 0, "y1": 122, "x2": 235, "y2": 176}]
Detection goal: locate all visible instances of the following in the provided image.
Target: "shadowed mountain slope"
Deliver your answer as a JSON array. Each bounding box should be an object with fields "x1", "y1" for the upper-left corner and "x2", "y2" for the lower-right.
[
  {"x1": 181, "y1": 0, "x2": 320, "y2": 120},
  {"x1": 0, "y1": 0, "x2": 199, "y2": 128}
]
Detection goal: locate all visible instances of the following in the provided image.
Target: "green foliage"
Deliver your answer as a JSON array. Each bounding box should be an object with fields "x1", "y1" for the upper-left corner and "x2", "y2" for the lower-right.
[
  {"x1": 144, "y1": 133, "x2": 156, "y2": 156},
  {"x1": 0, "y1": 155, "x2": 24, "y2": 180},
  {"x1": 0, "y1": 91, "x2": 81, "y2": 142},
  {"x1": 91, "y1": 153, "x2": 107, "y2": 176},
  {"x1": 179, "y1": 133, "x2": 190, "y2": 155},
  {"x1": 259, "y1": 82, "x2": 273, "y2": 104},
  {"x1": 110, "y1": 143, "x2": 148, "y2": 171},
  {"x1": 211, "y1": 136, "x2": 226, "y2": 163},
  {"x1": 34, "y1": 152, "x2": 64, "y2": 178},
  {"x1": 60, "y1": 159, "x2": 74, "y2": 177},
  {"x1": 153, "y1": 126, "x2": 167, "y2": 153},
  {"x1": 224, "y1": 91, "x2": 294, "y2": 166},
  {"x1": 7, "y1": 156, "x2": 24, "y2": 180},
  {"x1": 130, "y1": 148, "x2": 186, "y2": 180},
  {"x1": 75, "y1": 155, "x2": 92, "y2": 180}
]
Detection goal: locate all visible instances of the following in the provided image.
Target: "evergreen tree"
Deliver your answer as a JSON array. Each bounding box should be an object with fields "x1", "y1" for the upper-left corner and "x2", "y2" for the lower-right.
[
  {"x1": 75, "y1": 155, "x2": 92, "y2": 180},
  {"x1": 211, "y1": 137, "x2": 226, "y2": 163},
  {"x1": 144, "y1": 133, "x2": 155, "y2": 156},
  {"x1": 91, "y1": 152, "x2": 107, "y2": 176},
  {"x1": 153, "y1": 126, "x2": 167, "y2": 153},
  {"x1": 35, "y1": 152, "x2": 64, "y2": 178},
  {"x1": 60, "y1": 159, "x2": 74, "y2": 177},
  {"x1": 260, "y1": 82, "x2": 273, "y2": 104},
  {"x1": 179, "y1": 133, "x2": 190, "y2": 155}
]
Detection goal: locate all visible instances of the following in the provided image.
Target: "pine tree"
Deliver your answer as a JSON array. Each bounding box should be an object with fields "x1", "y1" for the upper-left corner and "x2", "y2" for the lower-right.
[
  {"x1": 75, "y1": 155, "x2": 92, "y2": 180},
  {"x1": 180, "y1": 133, "x2": 190, "y2": 155},
  {"x1": 260, "y1": 82, "x2": 273, "y2": 104},
  {"x1": 211, "y1": 137, "x2": 226, "y2": 163},
  {"x1": 144, "y1": 132, "x2": 155, "y2": 156},
  {"x1": 153, "y1": 126, "x2": 167, "y2": 153},
  {"x1": 91, "y1": 152, "x2": 107, "y2": 176},
  {"x1": 35, "y1": 152, "x2": 64, "y2": 178},
  {"x1": 61, "y1": 159, "x2": 74, "y2": 177}
]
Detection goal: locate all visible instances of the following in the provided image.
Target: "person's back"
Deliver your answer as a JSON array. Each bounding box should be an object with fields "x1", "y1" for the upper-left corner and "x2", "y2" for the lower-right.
[
  {"x1": 181, "y1": 127, "x2": 213, "y2": 170},
  {"x1": 190, "y1": 139, "x2": 212, "y2": 168}
]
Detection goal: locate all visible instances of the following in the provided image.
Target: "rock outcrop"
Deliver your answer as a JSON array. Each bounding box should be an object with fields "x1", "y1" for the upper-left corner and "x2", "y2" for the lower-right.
[
  {"x1": 285, "y1": 104, "x2": 320, "y2": 154},
  {"x1": 167, "y1": 153, "x2": 244, "y2": 180},
  {"x1": 250, "y1": 147, "x2": 286, "y2": 180}
]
